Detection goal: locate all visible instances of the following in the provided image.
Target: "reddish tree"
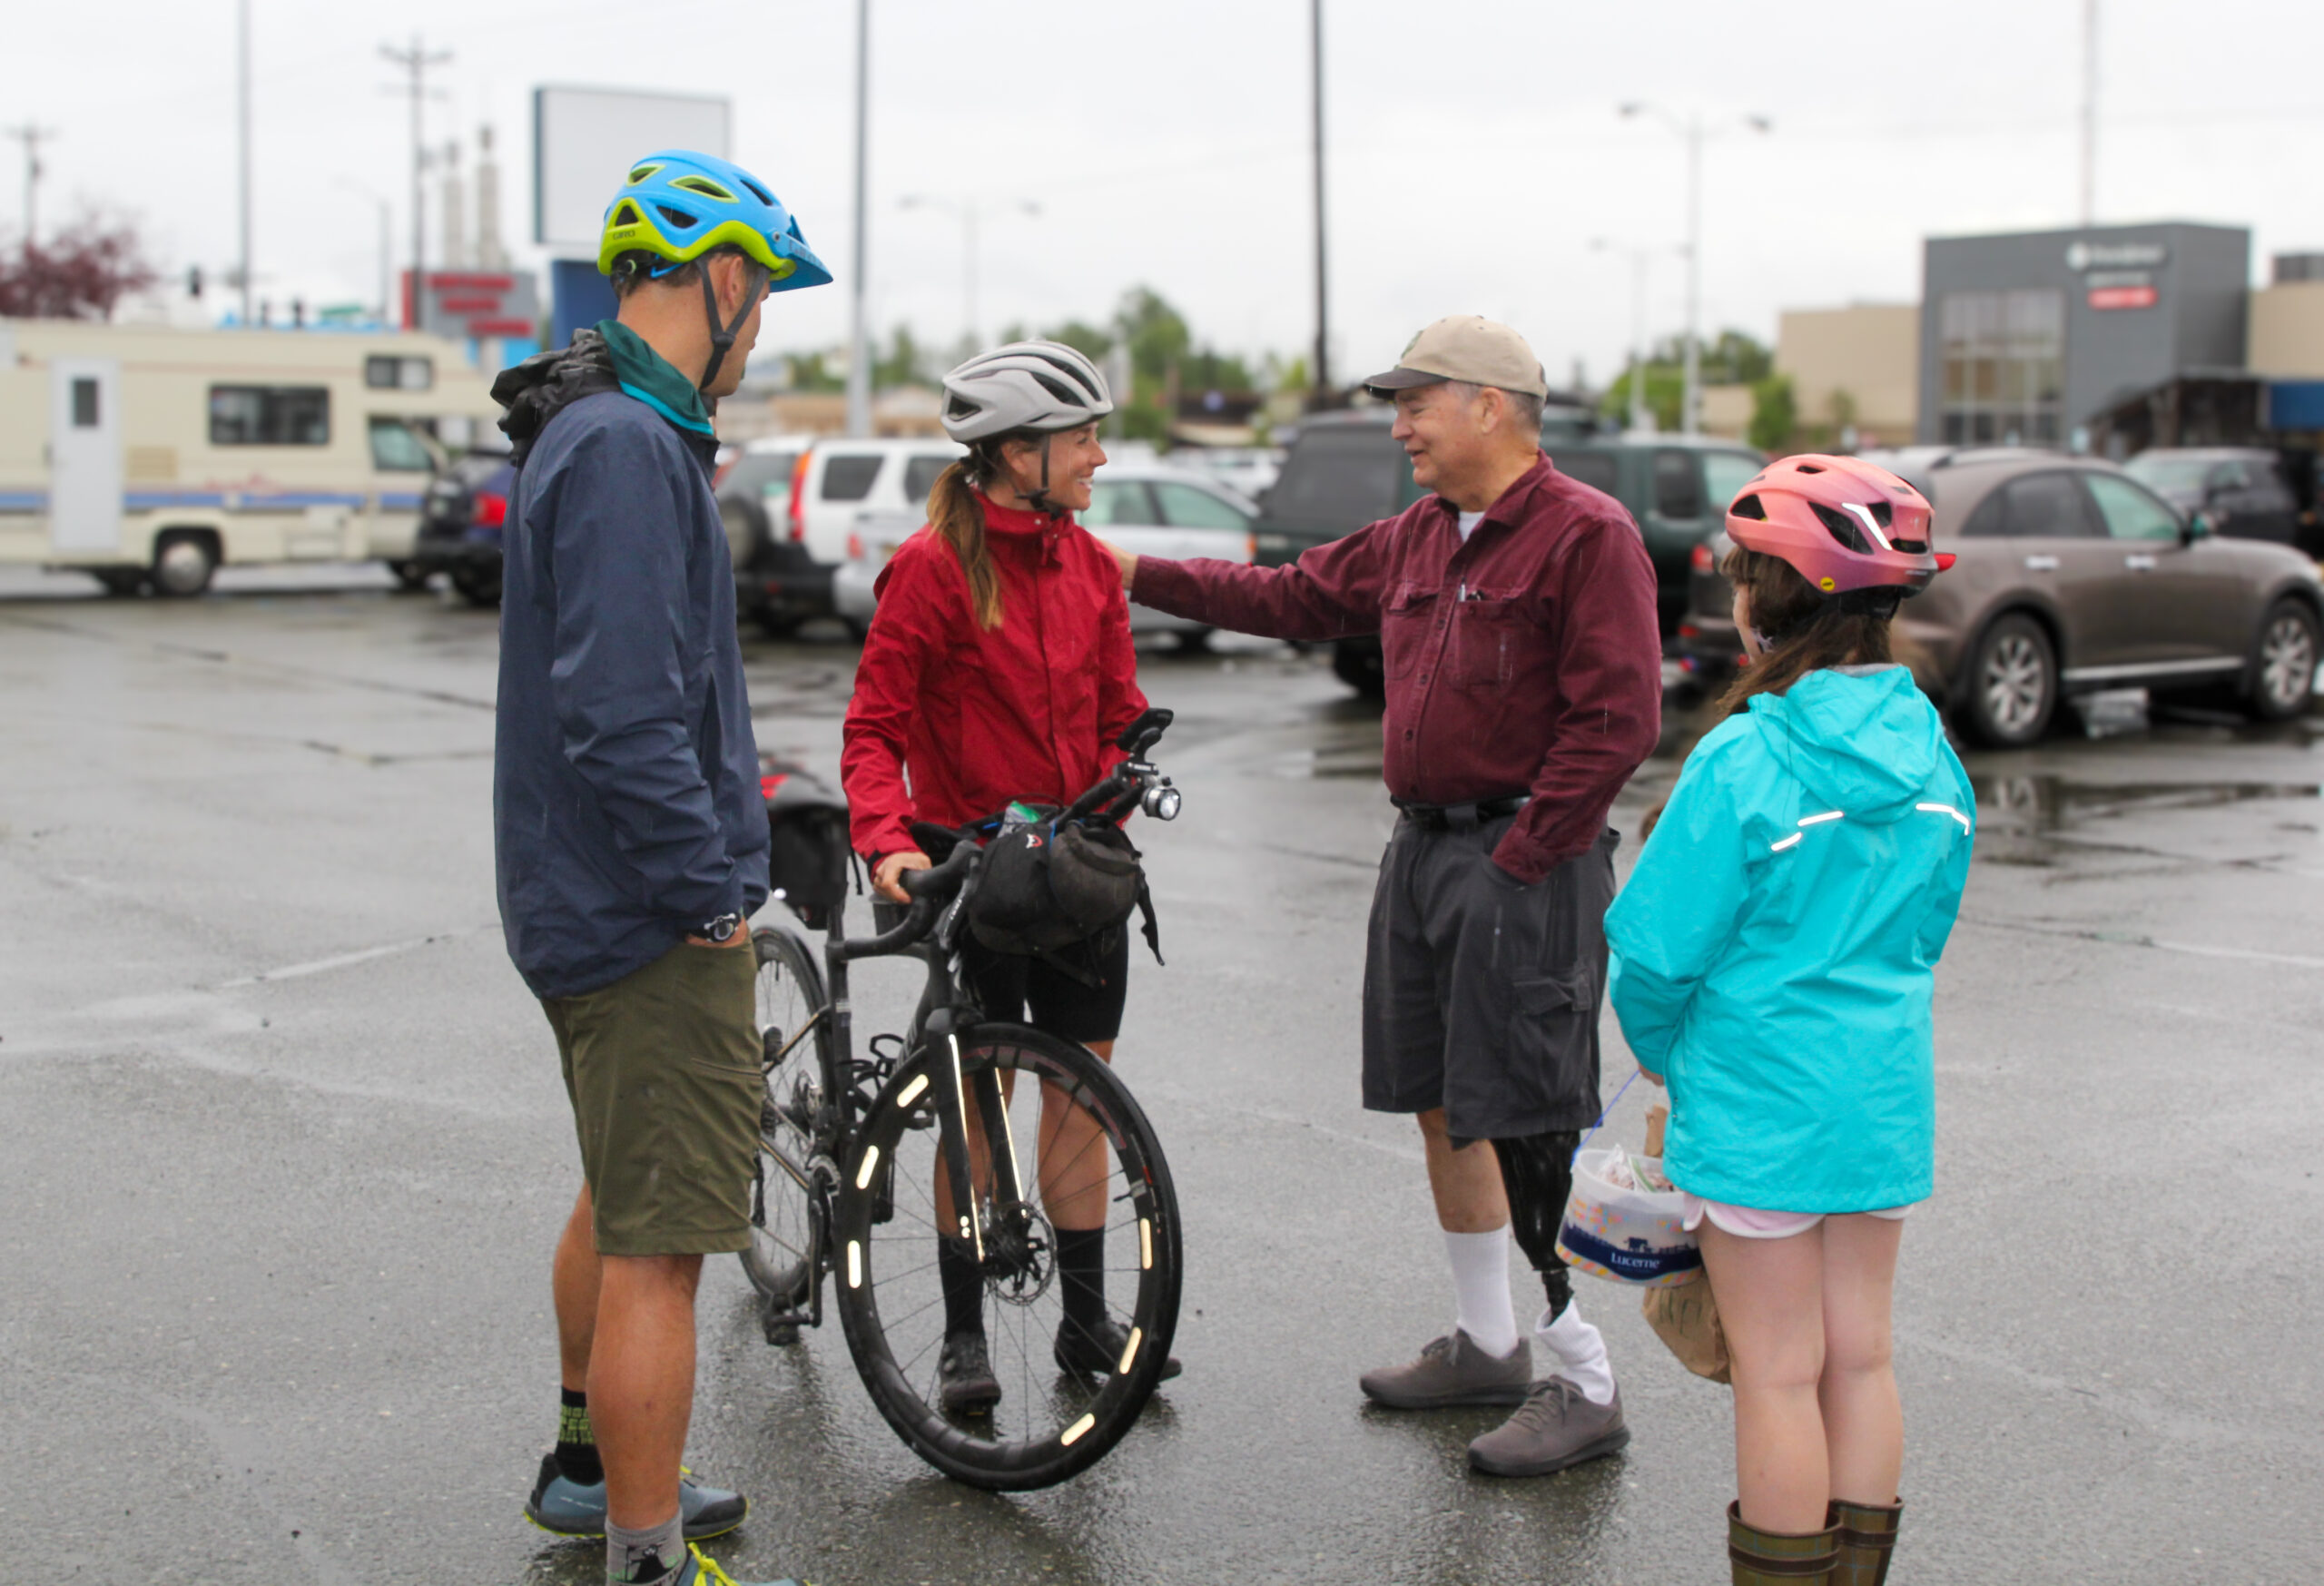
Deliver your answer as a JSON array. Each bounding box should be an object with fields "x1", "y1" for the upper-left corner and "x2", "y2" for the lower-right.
[{"x1": 0, "y1": 215, "x2": 160, "y2": 320}]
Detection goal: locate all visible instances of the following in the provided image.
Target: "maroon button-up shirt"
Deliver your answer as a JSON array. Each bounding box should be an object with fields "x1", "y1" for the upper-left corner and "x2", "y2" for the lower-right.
[{"x1": 1131, "y1": 453, "x2": 1662, "y2": 882}]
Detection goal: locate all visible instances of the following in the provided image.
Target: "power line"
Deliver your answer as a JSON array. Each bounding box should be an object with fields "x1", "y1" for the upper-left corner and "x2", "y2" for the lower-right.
[{"x1": 380, "y1": 34, "x2": 452, "y2": 331}]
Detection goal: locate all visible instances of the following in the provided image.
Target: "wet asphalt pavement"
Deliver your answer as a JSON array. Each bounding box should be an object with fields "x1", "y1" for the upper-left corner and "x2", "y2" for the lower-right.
[{"x1": 2, "y1": 567, "x2": 2319, "y2": 1584}]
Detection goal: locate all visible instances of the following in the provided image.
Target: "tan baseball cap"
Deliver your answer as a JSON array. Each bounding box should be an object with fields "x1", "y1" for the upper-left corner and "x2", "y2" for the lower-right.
[{"x1": 1363, "y1": 315, "x2": 1548, "y2": 400}]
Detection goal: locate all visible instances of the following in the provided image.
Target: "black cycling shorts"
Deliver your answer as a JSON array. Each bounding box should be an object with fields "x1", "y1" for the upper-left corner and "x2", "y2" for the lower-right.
[{"x1": 962, "y1": 926, "x2": 1129, "y2": 1047}]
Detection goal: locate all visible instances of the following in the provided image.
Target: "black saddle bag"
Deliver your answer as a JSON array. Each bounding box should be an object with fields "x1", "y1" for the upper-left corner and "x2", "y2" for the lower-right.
[{"x1": 763, "y1": 767, "x2": 852, "y2": 931}]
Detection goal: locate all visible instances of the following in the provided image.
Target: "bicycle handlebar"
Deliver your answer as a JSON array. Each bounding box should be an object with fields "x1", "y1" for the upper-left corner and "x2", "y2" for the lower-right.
[{"x1": 836, "y1": 842, "x2": 978, "y2": 960}]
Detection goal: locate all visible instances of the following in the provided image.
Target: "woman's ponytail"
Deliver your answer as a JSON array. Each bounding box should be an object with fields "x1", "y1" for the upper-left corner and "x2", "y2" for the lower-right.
[{"x1": 927, "y1": 455, "x2": 1004, "y2": 630}]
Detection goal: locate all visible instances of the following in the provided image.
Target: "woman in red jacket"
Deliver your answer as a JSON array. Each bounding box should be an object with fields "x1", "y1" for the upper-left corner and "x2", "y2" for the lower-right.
[{"x1": 841, "y1": 340, "x2": 1178, "y2": 1414}]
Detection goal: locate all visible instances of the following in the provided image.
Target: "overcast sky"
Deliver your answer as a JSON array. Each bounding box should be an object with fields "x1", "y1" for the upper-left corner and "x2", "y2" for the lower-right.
[{"x1": 13, "y1": 0, "x2": 2322, "y2": 386}]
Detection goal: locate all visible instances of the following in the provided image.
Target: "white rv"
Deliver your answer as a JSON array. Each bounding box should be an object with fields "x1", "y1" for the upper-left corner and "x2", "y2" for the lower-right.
[{"x1": 0, "y1": 319, "x2": 500, "y2": 594}]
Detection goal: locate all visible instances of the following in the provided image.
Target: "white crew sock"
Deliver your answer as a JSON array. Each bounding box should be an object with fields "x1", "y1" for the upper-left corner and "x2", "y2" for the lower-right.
[
  {"x1": 1442, "y1": 1226, "x2": 1521, "y2": 1358},
  {"x1": 1536, "y1": 1301, "x2": 1616, "y2": 1404}
]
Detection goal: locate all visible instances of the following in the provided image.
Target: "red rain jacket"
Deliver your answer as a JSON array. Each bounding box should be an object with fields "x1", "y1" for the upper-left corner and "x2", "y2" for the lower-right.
[{"x1": 842, "y1": 493, "x2": 1147, "y2": 862}]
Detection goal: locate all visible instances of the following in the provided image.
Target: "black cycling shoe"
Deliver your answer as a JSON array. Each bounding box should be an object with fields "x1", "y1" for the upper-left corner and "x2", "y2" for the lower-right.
[
  {"x1": 1054, "y1": 1315, "x2": 1181, "y2": 1382},
  {"x1": 939, "y1": 1331, "x2": 1002, "y2": 1415}
]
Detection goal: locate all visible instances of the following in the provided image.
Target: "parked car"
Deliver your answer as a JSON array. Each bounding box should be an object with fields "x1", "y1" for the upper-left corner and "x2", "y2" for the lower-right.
[
  {"x1": 1675, "y1": 448, "x2": 2324, "y2": 748},
  {"x1": 778, "y1": 436, "x2": 965, "y2": 626},
  {"x1": 2123, "y1": 447, "x2": 2308, "y2": 547},
  {"x1": 1252, "y1": 406, "x2": 1764, "y2": 693},
  {"x1": 1173, "y1": 446, "x2": 1283, "y2": 504},
  {"x1": 715, "y1": 434, "x2": 823, "y2": 634},
  {"x1": 407, "y1": 448, "x2": 516, "y2": 606},
  {"x1": 831, "y1": 462, "x2": 1257, "y2": 645}
]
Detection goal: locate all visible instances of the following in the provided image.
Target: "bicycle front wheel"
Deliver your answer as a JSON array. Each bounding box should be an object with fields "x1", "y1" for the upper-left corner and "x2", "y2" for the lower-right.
[
  {"x1": 741, "y1": 925, "x2": 831, "y2": 1314},
  {"x1": 832, "y1": 1023, "x2": 1183, "y2": 1490}
]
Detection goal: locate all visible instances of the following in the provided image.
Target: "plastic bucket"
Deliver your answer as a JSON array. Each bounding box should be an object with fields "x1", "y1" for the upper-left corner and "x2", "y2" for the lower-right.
[{"x1": 1555, "y1": 1148, "x2": 1701, "y2": 1286}]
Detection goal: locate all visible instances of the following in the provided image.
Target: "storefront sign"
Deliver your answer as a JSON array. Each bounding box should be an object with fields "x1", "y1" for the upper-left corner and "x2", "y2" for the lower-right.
[
  {"x1": 405, "y1": 270, "x2": 541, "y2": 340},
  {"x1": 2065, "y1": 241, "x2": 2169, "y2": 271},
  {"x1": 2088, "y1": 284, "x2": 2160, "y2": 310}
]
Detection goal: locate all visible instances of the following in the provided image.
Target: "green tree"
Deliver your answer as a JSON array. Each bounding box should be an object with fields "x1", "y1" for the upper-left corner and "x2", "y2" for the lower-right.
[
  {"x1": 784, "y1": 351, "x2": 844, "y2": 392},
  {"x1": 1748, "y1": 374, "x2": 1797, "y2": 453},
  {"x1": 874, "y1": 324, "x2": 929, "y2": 389},
  {"x1": 1600, "y1": 363, "x2": 1684, "y2": 433}
]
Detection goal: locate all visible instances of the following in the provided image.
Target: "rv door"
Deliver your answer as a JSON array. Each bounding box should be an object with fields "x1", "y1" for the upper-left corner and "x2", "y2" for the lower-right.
[{"x1": 50, "y1": 359, "x2": 123, "y2": 556}]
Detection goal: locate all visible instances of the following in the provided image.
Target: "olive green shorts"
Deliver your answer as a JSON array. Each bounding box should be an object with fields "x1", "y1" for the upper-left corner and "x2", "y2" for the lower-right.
[{"x1": 543, "y1": 940, "x2": 761, "y2": 1257}]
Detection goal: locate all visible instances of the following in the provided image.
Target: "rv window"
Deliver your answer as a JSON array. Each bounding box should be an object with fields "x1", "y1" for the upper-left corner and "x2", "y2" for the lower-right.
[
  {"x1": 365, "y1": 355, "x2": 434, "y2": 391},
  {"x1": 211, "y1": 386, "x2": 330, "y2": 446},
  {"x1": 368, "y1": 418, "x2": 435, "y2": 472},
  {"x1": 71, "y1": 379, "x2": 100, "y2": 429}
]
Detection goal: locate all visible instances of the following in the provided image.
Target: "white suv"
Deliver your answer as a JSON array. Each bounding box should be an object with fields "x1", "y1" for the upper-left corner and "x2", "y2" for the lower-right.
[{"x1": 785, "y1": 438, "x2": 967, "y2": 602}]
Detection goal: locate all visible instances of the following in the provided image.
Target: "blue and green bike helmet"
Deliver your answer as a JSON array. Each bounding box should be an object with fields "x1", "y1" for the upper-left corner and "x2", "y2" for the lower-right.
[
  {"x1": 597, "y1": 150, "x2": 831, "y2": 289},
  {"x1": 598, "y1": 150, "x2": 830, "y2": 391}
]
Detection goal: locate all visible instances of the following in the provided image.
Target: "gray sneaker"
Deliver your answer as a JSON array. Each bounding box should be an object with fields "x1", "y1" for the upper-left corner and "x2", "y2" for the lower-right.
[
  {"x1": 1358, "y1": 1329, "x2": 1532, "y2": 1410},
  {"x1": 1466, "y1": 1376, "x2": 1630, "y2": 1476}
]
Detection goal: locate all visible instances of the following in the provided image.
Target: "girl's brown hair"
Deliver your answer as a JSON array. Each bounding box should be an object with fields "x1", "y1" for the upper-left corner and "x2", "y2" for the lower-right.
[
  {"x1": 1641, "y1": 548, "x2": 1896, "y2": 838},
  {"x1": 924, "y1": 432, "x2": 1039, "y2": 631}
]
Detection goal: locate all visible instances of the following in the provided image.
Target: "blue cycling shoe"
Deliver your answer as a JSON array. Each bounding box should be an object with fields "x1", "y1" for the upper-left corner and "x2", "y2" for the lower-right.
[{"x1": 524, "y1": 1452, "x2": 749, "y2": 1541}]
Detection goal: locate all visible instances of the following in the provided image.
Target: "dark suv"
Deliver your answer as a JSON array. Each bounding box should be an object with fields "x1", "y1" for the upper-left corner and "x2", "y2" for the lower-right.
[
  {"x1": 1677, "y1": 447, "x2": 2324, "y2": 747},
  {"x1": 2123, "y1": 447, "x2": 2314, "y2": 550},
  {"x1": 1253, "y1": 408, "x2": 1763, "y2": 692},
  {"x1": 409, "y1": 449, "x2": 516, "y2": 606}
]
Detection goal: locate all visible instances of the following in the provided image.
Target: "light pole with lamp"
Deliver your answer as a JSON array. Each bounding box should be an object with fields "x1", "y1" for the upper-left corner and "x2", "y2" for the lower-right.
[
  {"x1": 1618, "y1": 103, "x2": 1770, "y2": 436},
  {"x1": 1590, "y1": 238, "x2": 1686, "y2": 435},
  {"x1": 897, "y1": 194, "x2": 1039, "y2": 349}
]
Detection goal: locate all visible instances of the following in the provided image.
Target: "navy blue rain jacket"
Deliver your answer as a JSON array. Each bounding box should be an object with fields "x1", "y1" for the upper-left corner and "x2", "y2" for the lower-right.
[{"x1": 493, "y1": 384, "x2": 767, "y2": 1000}]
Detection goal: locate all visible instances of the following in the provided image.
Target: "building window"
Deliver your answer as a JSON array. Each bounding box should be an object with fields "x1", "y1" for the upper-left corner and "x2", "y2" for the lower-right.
[
  {"x1": 210, "y1": 385, "x2": 331, "y2": 446},
  {"x1": 1938, "y1": 291, "x2": 2063, "y2": 446},
  {"x1": 365, "y1": 354, "x2": 434, "y2": 391}
]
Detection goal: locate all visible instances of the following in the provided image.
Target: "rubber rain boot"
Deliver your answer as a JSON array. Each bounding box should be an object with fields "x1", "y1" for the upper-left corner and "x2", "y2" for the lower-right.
[
  {"x1": 1832, "y1": 1497, "x2": 1903, "y2": 1586},
  {"x1": 1728, "y1": 1500, "x2": 1839, "y2": 1585}
]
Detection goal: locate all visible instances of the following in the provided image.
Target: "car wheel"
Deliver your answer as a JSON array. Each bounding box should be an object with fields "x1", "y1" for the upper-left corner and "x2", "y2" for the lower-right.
[
  {"x1": 2241, "y1": 599, "x2": 2319, "y2": 722},
  {"x1": 1171, "y1": 626, "x2": 1214, "y2": 655},
  {"x1": 151, "y1": 533, "x2": 219, "y2": 597},
  {"x1": 389, "y1": 560, "x2": 431, "y2": 593},
  {"x1": 451, "y1": 566, "x2": 502, "y2": 607},
  {"x1": 1958, "y1": 614, "x2": 2056, "y2": 748}
]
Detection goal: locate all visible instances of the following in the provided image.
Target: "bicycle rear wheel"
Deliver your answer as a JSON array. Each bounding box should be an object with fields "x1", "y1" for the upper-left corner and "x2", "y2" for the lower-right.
[
  {"x1": 741, "y1": 926, "x2": 831, "y2": 1315},
  {"x1": 832, "y1": 1023, "x2": 1182, "y2": 1490}
]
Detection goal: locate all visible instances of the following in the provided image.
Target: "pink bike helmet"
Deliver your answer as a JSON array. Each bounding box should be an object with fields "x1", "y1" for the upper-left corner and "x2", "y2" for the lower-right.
[{"x1": 1724, "y1": 454, "x2": 1952, "y2": 607}]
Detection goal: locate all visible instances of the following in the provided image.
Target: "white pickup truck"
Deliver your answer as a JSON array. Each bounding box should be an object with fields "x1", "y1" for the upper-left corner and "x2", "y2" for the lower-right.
[{"x1": 830, "y1": 461, "x2": 1257, "y2": 646}]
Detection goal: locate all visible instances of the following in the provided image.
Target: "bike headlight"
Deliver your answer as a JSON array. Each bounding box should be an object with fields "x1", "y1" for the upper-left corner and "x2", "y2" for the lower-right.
[{"x1": 1143, "y1": 784, "x2": 1183, "y2": 822}]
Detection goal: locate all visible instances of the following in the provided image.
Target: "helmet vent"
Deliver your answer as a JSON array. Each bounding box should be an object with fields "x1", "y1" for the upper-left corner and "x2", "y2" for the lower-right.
[
  {"x1": 739, "y1": 176, "x2": 773, "y2": 205},
  {"x1": 946, "y1": 391, "x2": 982, "y2": 420},
  {"x1": 1729, "y1": 493, "x2": 1768, "y2": 520},
  {"x1": 1890, "y1": 537, "x2": 1929, "y2": 554},
  {"x1": 1027, "y1": 350, "x2": 1105, "y2": 401},
  {"x1": 1867, "y1": 500, "x2": 1894, "y2": 527},
  {"x1": 1029, "y1": 371, "x2": 1081, "y2": 406},
  {"x1": 626, "y1": 163, "x2": 665, "y2": 183},
  {"x1": 1809, "y1": 501, "x2": 1871, "y2": 554},
  {"x1": 655, "y1": 204, "x2": 701, "y2": 231},
  {"x1": 611, "y1": 201, "x2": 643, "y2": 227},
  {"x1": 671, "y1": 175, "x2": 735, "y2": 201},
  {"x1": 1794, "y1": 462, "x2": 1826, "y2": 474}
]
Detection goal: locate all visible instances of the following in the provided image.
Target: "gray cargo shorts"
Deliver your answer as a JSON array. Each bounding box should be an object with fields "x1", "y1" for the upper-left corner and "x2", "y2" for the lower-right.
[{"x1": 1360, "y1": 811, "x2": 1618, "y2": 1143}]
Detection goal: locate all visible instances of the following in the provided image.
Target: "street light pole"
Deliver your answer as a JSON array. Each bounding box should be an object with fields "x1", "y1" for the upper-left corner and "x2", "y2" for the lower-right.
[
  {"x1": 236, "y1": 0, "x2": 251, "y2": 324},
  {"x1": 380, "y1": 34, "x2": 452, "y2": 331},
  {"x1": 1310, "y1": 0, "x2": 1331, "y2": 408},
  {"x1": 4, "y1": 123, "x2": 54, "y2": 256},
  {"x1": 1621, "y1": 103, "x2": 1768, "y2": 436},
  {"x1": 844, "y1": 0, "x2": 873, "y2": 438},
  {"x1": 900, "y1": 194, "x2": 1039, "y2": 349}
]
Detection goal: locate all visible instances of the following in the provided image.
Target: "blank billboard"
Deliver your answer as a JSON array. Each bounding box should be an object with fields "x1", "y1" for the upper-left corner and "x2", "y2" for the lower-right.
[{"x1": 534, "y1": 85, "x2": 732, "y2": 249}]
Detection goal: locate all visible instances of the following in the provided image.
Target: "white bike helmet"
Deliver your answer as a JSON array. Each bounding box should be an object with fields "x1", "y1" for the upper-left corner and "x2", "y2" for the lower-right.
[{"x1": 940, "y1": 340, "x2": 1114, "y2": 443}]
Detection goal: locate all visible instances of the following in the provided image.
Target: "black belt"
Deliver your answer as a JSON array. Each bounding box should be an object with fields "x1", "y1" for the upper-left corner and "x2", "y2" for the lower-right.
[{"x1": 1393, "y1": 793, "x2": 1531, "y2": 831}]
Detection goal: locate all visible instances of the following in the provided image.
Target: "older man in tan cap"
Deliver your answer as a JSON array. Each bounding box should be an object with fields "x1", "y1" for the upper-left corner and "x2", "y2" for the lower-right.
[{"x1": 1108, "y1": 316, "x2": 1662, "y2": 1477}]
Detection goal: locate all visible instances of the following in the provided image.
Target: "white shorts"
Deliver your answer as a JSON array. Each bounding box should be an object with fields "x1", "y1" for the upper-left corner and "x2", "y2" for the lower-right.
[{"x1": 1681, "y1": 1195, "x2": 1921, "y2": 1241}]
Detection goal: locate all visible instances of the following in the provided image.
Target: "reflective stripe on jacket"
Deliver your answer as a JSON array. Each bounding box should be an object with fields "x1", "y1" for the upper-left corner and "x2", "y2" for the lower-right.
[{"x1": 1605, "y1": 665, "x2": 1974, "y2": 1212}]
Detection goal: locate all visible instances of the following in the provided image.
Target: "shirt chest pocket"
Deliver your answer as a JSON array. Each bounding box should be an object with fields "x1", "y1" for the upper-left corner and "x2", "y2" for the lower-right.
[
  {"x1": 1446, "y1": 593, "x2": 1524, "y2": 690},
  {"x1": 1382, "y1": 583, "x2": 1440, "y2": 681}
]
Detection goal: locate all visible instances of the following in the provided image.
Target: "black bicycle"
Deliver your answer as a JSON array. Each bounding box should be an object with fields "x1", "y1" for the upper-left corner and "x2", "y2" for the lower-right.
[{"x1": 741, "y1": 708, "x2": 1185, "y2": 1490}]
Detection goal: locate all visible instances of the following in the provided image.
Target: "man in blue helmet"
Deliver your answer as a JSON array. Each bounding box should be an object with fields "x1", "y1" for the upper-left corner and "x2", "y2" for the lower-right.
[{"x1": 490, "y1": 151, "x2": 829, "y2": 1586}]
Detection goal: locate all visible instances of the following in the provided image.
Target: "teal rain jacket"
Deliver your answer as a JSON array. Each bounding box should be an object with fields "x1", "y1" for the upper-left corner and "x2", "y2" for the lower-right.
[{"x1": 1606, "y1": 665, "x2": 1974, "y2": 1213}]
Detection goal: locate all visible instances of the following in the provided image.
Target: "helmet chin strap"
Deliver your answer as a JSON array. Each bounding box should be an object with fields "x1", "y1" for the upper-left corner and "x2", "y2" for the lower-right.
[
  {"x1": 695, "y1": 260, "x2": 770, "y2": 394},
  {"x1": 1025, "y1": 433, "x2": 1066, "y2": 518}
]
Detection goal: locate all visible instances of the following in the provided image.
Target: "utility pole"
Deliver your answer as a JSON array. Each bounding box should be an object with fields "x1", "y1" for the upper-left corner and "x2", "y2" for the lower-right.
[
  {"x1": 380, "y1": 34, "x2": 452, "y2": 330},
  {"x1": 5, "y1": 123, "x2": 55, "y2": 254},
  {"x1": 2079, "y1": 0, "x2": 2099, "y2": 226},
  {"x1": 1621, "y1": 103, "x2": 1769, "y2": 436},
  {"x1": 1310, "y1": 0, "x2": 1331, "y2": 408},
  {"x1": 844, "y1": 0, "x2": 873, "y2": 438},
  {"x1": 236, "y1": 0, "x2": 251, "y2": 323}
]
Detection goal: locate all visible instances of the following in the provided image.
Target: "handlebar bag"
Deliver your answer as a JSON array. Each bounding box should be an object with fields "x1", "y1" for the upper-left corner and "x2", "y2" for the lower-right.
[
  {"x1": 763, "y1": 768, "x2": 851, "y2": 931},
  {"x1": 969, "y1": 813, "x2": 1142, "y2": 957}
]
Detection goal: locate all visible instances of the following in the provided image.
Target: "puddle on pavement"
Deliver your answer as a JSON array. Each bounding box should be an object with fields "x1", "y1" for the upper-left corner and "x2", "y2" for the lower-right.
[{"x1": 1972, "y1": 773, "x2": 2321, "y2": 835}]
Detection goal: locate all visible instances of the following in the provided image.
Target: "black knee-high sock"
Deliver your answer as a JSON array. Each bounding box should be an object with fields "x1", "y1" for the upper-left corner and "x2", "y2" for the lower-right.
[
  {"x1": 938, "y1": 1235, "x2": 984, "y2": 1339},
  {"x1": 556, "y1": 1385, "x2": 603, "y2": 1485},
  {"x1": 1056, "y1": 1226, "x2": 1107, "y2": 1343}
]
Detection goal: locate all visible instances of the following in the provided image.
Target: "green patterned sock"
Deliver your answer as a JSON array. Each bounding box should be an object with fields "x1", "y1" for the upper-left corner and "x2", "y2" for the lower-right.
[{"x1": 556, "y1": 1386, "x2": 604, "y2": 1485}]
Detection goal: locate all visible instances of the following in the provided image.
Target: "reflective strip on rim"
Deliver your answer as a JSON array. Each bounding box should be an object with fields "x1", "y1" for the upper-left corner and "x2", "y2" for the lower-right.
[{"x1": 853, "y1": 1144, "x2": 881, "y2": 1191}]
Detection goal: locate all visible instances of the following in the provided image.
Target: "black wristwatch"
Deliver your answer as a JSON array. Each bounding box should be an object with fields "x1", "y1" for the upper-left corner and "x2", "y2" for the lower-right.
[{"x1": 695, "y1": 911, "x2": 745, "y2": 944}]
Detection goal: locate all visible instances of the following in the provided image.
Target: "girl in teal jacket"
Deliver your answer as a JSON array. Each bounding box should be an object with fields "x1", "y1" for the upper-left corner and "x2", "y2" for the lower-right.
[{"x1": 1606, "y1": 455, "x2": 1972, "y2": 1586}]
